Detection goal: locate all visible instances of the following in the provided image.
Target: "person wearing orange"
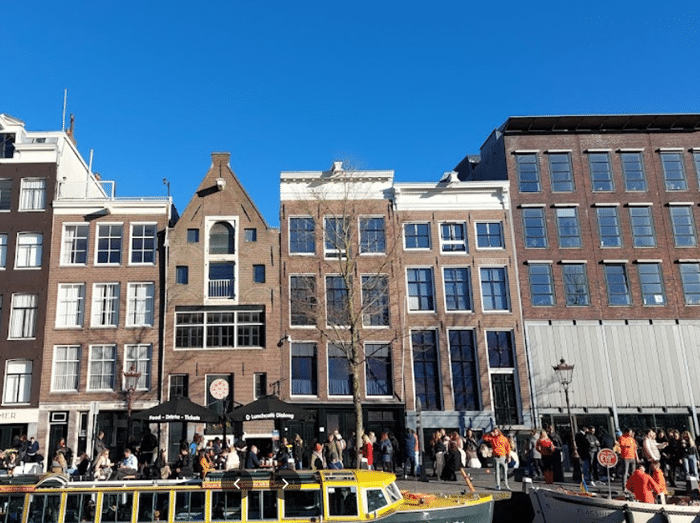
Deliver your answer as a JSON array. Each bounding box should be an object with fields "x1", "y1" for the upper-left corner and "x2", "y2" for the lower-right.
[
  {"x1": 618, "y1": 428, "x2": 638, "y2": 489},
  {"x1": 483, "y1": 427, "x2": 511, "y2": 490},
  {"x1": 198, "y1": 448, "x2": 214, "y2": 477},
  {"x1": 650, "y1": 461, "x2": 668, "y2": 502},
  {"x1": 626, "y1": 463, "x2": 662, "y2": 503},
  {"x1": 535, "y1": 430, "x2": 555, "y2": 484}
]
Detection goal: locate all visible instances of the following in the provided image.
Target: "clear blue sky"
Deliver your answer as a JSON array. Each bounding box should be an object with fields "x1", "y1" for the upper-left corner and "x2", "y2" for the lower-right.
[{"x1": 3, "y1": 1, "x2": 699, "y2": 225}]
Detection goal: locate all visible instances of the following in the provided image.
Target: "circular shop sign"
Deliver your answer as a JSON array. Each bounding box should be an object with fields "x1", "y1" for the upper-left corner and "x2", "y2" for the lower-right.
[
  {"x1": 209, "y1": 378, "x2": 229, "y2": 400},
  {"x1": 597, "y1": 448, "x2": 618, "y2": 468}
]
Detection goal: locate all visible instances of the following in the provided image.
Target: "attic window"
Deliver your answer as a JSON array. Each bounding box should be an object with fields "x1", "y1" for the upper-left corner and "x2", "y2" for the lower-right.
[{"x1": 0, "y1": 134, "x2": 15, "y2": 159}]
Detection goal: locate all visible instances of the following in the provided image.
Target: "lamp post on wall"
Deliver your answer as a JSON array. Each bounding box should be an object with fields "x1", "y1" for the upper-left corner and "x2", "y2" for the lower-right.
[
  {"x1": 553, "y1": 358, "x2": 579, "y2": 476},
  {"x1": 124, "y1": 366, "x2": 142, "y2": 447}
]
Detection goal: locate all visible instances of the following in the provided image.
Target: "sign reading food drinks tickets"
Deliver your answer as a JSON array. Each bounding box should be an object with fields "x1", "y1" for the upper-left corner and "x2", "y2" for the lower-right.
[{"x1": 597, "y1": 448, "x2": 618, "y2": 468}]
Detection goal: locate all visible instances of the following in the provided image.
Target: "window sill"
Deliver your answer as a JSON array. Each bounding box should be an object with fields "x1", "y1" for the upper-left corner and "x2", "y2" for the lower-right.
[
  {"x1": 14, "y1": 267, "x2": 42, "y2": 270},
  {"x1": 17, "y1": 209, "x2": 47, "y2": 212},
  {"x1": 54, "y1": 326, "x2": 84, "y2": 330},
  {"x1": 7, "y1": 337, "x2": 36, "y2": 341},
  {"x1": 128, "y1": 263, "x2": 157, "y2": 267},
  {"x1": 89, "y1": 325, "x2": 118, "y2": 329}
]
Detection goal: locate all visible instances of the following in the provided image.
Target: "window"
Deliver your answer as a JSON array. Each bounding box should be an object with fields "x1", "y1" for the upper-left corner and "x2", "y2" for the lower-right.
[
  {"x1": 443, "y1": 267, "x2": 471, "y2": 311},
  {"x1": 175, "y1": 492, "x2": 206, "y2": 522},
  {"x1": 407, "y1": 268, "x2": 434, "y2": 311},
  {"x1": 679, "y1": 263, "x2": 700, "y2": 305},
  {"x1": 254, "y1": 373, "x2": 267, "y2": 399},
  {"x1": 670, "y1": 206, "x2": 697, "y2": 247},
  {"x1": 660, "y1": 151, "x2": 687, "y2": 190},
  {"x1": 9, "y1": 294, "x2": 38, "y2": 339},
  {"x1": 548, "y1": 153, "x2": 574, "y2": 192},
  {"x1": 359, "y1": 217, "x2": 385, "y2": 254},
  {"x1": 515, "y1": 153, "x2": 540, "y2": 192},
  {"x1": 638, "y1": 263, "x2": 666, "y2": 306},
  {"x1": 187, "y1": 228, "x2": 199, "y2": 243},
  {"x1": 529, "y1": 264, "x2": 554, "y2": 306},
  {"x1": 621, "y1": 152, "x2": 647, "y2": 191},
  {"x1": 327, "y1": 487, "x2": 357, "y2": 517},
  {"x1": 0, "y1": 234, "x2": 6, "y2": 268},
  {"x1": 629, "y1": 207, "x2": 656, "y2": 247},
  {"x1": 169, "y1": 375, "x2": 188, "y2": 399},
  {"x1": 366, "y1": 343, "x2": 392, "y2": 396},
  {"x1": 440, "y1": 223, "x2": 467, "y2": 252},
  {"x1": 91, "y1": 283, "x2": 120, "y2": 327},
  {"x1": 0, "y1": 179, "x2": 10, "y2": 211},
  {"x1": 522, "y1": 208, "x2": 547, "y2": 248},
  {"x1": 253, "y1": 265, "x2": 265, "y2": 283},
  {"x1": 290, "y1": 275, "x2": 316, "y2": 326},
  {"x1": 597, "y1": 207, "x2": 622, "y2": 247},
  {"x1": 56, "y1": 283, "x2": 85, "y2": 328},
  {"x1": 291, "y1": 342, "x2": 317, "y2": 395},
  {"x1": 19, "y1": 178, "x2": 46, "y2": 210},
  {"x1": 476, "y1": 222, "x2": 504, "y2": 249},
  {"x1": 480, "y1": 267, "x2": 509, "y2": 311},
  {"x1": 556, "y1": 207, "x2": 582, "y2": 248},
  {"x1": 61, "y1": 225, "x2": 88, "y2": 265},
  {"x1": 125, "y1": 344, "x2": 151, "y2": 390},
  {"x1": 53, "y1": 346, "x2": 80, "y2": 392},
  {"x1": 324, "y1": 217, "x2": 348, "y2": 258},
  {"x1": 449, "y1": 330, "x2": 479, "y2": 411},
  {"x1": 126, "y1": 283, "x2": 154, "y2": 327},
  {"x1": 562, "y1": 264, "x2": 590, "y2": 306},
  {"x1": 328, "y1": 344, "x2": 352, "y2": 396},
  {"x1": 96, "y1": 224, "x2": 122, "y2": 264},
  {"x1": 411, "y1": 330, "x2": 441, "y2": 411},
  {"x1": 362, "y1": 275, "x2": 389, "y2": 326},
  {"x1": 589, "y1": 152, "x2": 614, "y2": 191},
  {"x1": 289, "y1": 217, "x2": 315, "y2": 254},
  {"x1": 209, "y1": 262, "x2": 235, "y2": 298},
  {"x1": 694, "y1": 152, "x2": 700, "y2": 187},
  {"x1": 487, "y1": 331, "x2": 519, "y2": 425},
  {"x1": 604, "y1": 264, "x2": 631, "y2": 305},
  {"x1": 209, "y1": 222, "x2": 235, "y2": 254},
  {"x1": 130, "y1": 224, "x2": 157, "y2": 264},
  {"x1": 88, "y1": 345, "x2": 116, "y2": 391},
  {"x1": 175, "y1": 309, "x2": 264, "y2": 349},
  {"x1": 248, "y1": 490, "x2": 277, "y2": 521},
  {"x1": 0, "y1": 133, "x2": 14, "y2": 158},
  {"x1": 404, "y1": 223, "x2": 431, "y2": 249},
  {"x1": 176, "y1": 266, "x2": 188, "y2": 284},
  {"x1": 3, "y1": 360, "x2": 31, "y2": 404},
  {"x1": 15, "y1": 232, "x2": 42, "y2": 268},
  {"x1": 326, "y1": 275, "x2": 349, "y2": 325},
  {"x1": 244, "y1": 228, "x2": 257, "y2": 242}
]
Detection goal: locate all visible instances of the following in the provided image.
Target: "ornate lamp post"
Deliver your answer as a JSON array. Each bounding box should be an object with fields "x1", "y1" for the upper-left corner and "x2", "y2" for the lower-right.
[
  {"x1": 553, "y1": 358, "x2": 578, "y2": 460},
  {"x1": 123, "y1": 366, "x2": 142, "y2": 446}
]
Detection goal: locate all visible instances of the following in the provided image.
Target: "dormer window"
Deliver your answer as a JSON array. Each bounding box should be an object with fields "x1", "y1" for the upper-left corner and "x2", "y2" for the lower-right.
[{"x1": 0, "y1": 134, "x2": 15, "y2": 159}]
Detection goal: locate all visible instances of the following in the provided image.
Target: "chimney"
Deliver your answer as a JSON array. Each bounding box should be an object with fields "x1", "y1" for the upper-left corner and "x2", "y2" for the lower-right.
[{"x1": 65, "y1": 113, "x2": 77, "y2": 145}]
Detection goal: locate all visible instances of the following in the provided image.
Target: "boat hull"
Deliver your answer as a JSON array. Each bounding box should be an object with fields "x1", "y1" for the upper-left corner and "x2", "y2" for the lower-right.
[
  {"x1": 384, "y1": 495, "x2": 494, "y2": 523},
  {"x1": 530, "y1": 486, "x2": 700, "y2": 523}
]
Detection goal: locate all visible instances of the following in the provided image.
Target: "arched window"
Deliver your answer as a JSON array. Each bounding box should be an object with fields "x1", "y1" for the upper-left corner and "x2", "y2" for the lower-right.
[{"x1": 209, "y1": 222, "x2": 235, "y2": 254}]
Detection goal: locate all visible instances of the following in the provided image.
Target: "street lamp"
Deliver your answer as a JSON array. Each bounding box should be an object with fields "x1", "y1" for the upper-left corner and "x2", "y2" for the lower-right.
[
  {"x1": 553, "y1": 358, "x2": 578, "y2": 459},
  {"x1": 123, "y1": 365, "x2": 142, "y2": 446}
]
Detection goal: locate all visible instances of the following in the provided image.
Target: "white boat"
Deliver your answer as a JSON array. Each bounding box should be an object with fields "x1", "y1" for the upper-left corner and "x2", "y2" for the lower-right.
[{"x1": 529, "y1": 485, "x2": 700, "y2": 523}]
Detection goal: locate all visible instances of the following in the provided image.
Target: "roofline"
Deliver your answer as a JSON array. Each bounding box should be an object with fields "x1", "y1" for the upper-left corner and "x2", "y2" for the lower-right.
[{"x1": 501, "y1": 114, "x2": 700, "y2": 134}]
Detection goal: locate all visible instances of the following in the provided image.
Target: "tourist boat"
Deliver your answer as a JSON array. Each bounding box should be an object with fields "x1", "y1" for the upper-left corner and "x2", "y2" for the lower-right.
[
  {"x1": 529, "y1": 485, "x2": 700, "y2": 523},
  {"x1": 0, "y1": 469, "x2": 494, "y2": 522}
]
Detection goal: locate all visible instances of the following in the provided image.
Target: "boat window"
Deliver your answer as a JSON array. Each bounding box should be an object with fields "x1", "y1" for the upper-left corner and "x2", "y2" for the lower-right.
[
  {"x1": 28, "y1": 493, "x2": 61, "y2": 523},
  {"x1": 365, "y1": 489, "x2": 388, "y2": 513},
  {"x1": 0, "y1": 494, "x2": 27, "y2": 523},
  {"x1": 247, "y1": 491, "x2": 277, "y2": 520},
  {"x1": 137, "y1": 492, "x2": 170, "y2": 522},
  {"x1": 385, "y1": 482, "x2": 402, "y2": 503},
  {"x1": 283, "y1": 490, "x2": 321, "y2": 519},
  {"x1": 211, "y1": 491, "x2": 242, "y2": 521},
  {"x1": 326, "y1": 486, "x2": 358, "y2": 517},
  {"x1": 100, "y1": 492, "x2": 134, "y2": 523},
  {"x1": 175, "y1": 491, "x2": 205, "y2": 521},
  {"x1": 65, "y1": 493, "x2": 97, "y2": 523}
]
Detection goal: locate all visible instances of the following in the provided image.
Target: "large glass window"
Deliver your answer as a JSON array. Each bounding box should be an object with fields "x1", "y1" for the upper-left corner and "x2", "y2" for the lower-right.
[
  {"x1": 326, "y1": 275, "x2": 349, "y2": 326},
  {"x1": 365, "y1": 343, "x2": 392, "y2": 396},
  {"x1": 209, "y1": 222, "x2": 235, "y2": 254},
  {"x1": 476, "y1": 222, "x2": 504, "y2": 248},
  {"x1": 61, "y1": 225, "x2": 89, "y2": 265},
  {"x1": 562, "y1": 263, "x2": 590, "y2": 306},
  {"x1": 529, "y1": 264, "x2": 554, "y2": 306},
  {"x1": 324, "y1": 217, "x2": 348, "y2": 258},
  {"x1": 130, "y1": 224, "x2": 157, "y2": 264},
  {"x1": 290, "y1": 275, "x2": 316, "y2": 326},
  {"x1": 283, "y1": 490, "x2": 320, "y2": 519},
  {"x1": 679, "y1": 263, "x2": 700, "y2": 305},
  {"x1": 208, "y1": 262, "x2": 235, "y2": 298},
  {"x1": 449, "y1": 330, "x2": 479, "y2": 411},
  {"x1": 3, "y1": 360, "x2": 32, "y2": 404},
  {"x1": 407, "y1": 268, "x2": 434, "y2": 311},
  {"x1": 19, "y1": 178, "x2": 46, "y2": 210},
  {"x1": 638, "y1": 263, "x2": 666, "y2": 306},
  {"x1": 126, "y1": 283, "x2": 154, "y2": 327},
  {"x1": 621, "y1": 152, "x2": 647, "y2": 191},
  {"x1": 411, "y1": 330, "x2": 441, "y2": 411},
  {"x1": 522, "y1": 208, "x2": 547, "y2": 248},
  {"x1": 289, "y1": 217, "x2": 315, "y2": 254},
  {"x1": 516, "y1": 153, "x2": 540, "y2": 192},
  {"x1": 480, "y1": 267, "x2": 509, "y2": 311},
  {"x1": 362, "y1": 275, "x2": 389, "y2": 326},
  {"x1": 28, "y1": 494, "x2": 61, "y2": 523},
  {"x1": 443, "y1": 267, "x2": 471, "y2": 311},
  {"x1": 629, "y1": 207, "x2": 656, "y2": 247},
  {"x1": 589, "y1": 152, "x2": 614, "y2": 191},
  {"x1": 91, "y1": 283, "x2": 120, "y2": 327},
  {"x1": 0, "y1": 179, "x2": 10, "y2": 211},
  {"x1": 15, "y1": 232, "x2": 42, "y2": 268},
  {"x1": 96, "y1": 224, "x2": 123, "y2": 265},
  {"x1": 138, "y1": 492, "x2": 171, "y2": 523},
  {"x1": 125, "y1": 344, "x2": 151, "y2": 390},
  {"x1": 597, "y1": 207, "x2": 622, "y2": 247},
  {"x1": 670, "y1": 206, "x2": 697, "y2": 247},
  {"x1": 556, "y1": 207, "x2": 582, "y2": 248},
  {"x1": 359, "y1": 217, "x2": 386, "y2": 254},
  {"x1": 291, "y1": 342, "x2": 317, "y2": 396},
  {"x1": 175, "y1": 310, "x2": 263, "y2": 349},
  {"x1": 404, "y1": 223, "x2": 431, "y2": 249},
  {"x1": 9, "y1": 293, "x2": 38, "y2": 339},
  {"x1": 328, "y1": 344, "x2": 352, "y2": 396},
  {"x1": 604, "y1": 264, "x2": 631, "y2": 306},
  {"x1": 53, "y1": 346, "x2": 80, "y2": 392},
  {"x1": 548, "y1": 153, "x2": 574, "y2": 192},
  {"x1": 88, "y1": 345, "x2": 116, "y2": 391},
  {"x1": 660, "y1": 151, "x2": 687, "y2": 190},
  {"x1": 56, "y1": 283, "x2": 85, "y2": 328},
  {"x1": 174, "y1": 491, "x2": 205, "y2": 522},
  {"x1": 0, "y1": 234, "x2": 6, "y2": 268},
  {"x1": 440, "y1": 223, "x2": 467, "y2": 252},
  {"x1": 327, "y1": 487, "x2": 358, "y2": 517}
]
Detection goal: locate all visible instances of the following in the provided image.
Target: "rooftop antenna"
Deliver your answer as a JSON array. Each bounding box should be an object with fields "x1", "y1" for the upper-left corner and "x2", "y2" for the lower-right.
[
  {"x1": 163, "y1": 178, "x2": 170, "y2": 198},
  {"x1": 88, "y1": 149, "x2": 94, "y2": 173},
  {"x1": 62, "y1": 89, "x2": 67, "y2": 131}
]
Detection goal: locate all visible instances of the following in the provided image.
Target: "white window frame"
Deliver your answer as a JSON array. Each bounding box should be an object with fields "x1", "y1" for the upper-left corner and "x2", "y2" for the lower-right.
[
  {"x1": 0, "y1": 178, "x2": 11, "y2": 212},
  {"x1": 87, "y1": 344, "x2": 116, "y2": 392},
  {"x1": 15, "y1": 232, "x2": 42, "y2": 269},
  {"x1": 323, "y1": 216, "x2": 349, "y2": 259},
  {"x1": 129, "y1": 222, "x2": 157, "y2": 265},
  {"x1": 18, "y1": 178, "x2": 46, "y2": 211},
  {"x1": 358, "y1": 216, "x2": 386, "y2": 255},
  {"x1": 0, "y1": 233, "x2": 6, "y2": 269},
  {"x1": 125, "y1": 344, "x2": 152, "y2": 390},
  {"x1": 439, "y1": 222, "x2": 467, "y2": 253},
  {"x1": 406, "y1": 267, "x2": 435, "y2": 312},
  {"x1": 91, "y1": 283, "x2": 120, "y2": 328},
  {"x1": 327, "y1": 343, "x2": 353, "y2": 398},
  {"x1": 403, "y1": 222, "x2": 431, "y2": 250},
  {"x1": 474, "y1": 221, "x2": 505, "y2": 250},
  {"x1": 479, "y1": 266, "x2": 511, "y2": 312},
  {"x1": 52, "y1": 345, "x2": 80, "y2": 392},
  {"x1": 95, "y1": 223, "x2": 123, "y2": 266},
  {"x1": 126, "y1": 282, "x2": 155, "y2": 327},
  {"x1": 205, "y1": 216, "x2": 239, "y2": 302},
  {"x1": 3, "y1": 360, "x2": 32, "y2": 405},
  {"x1": 56, "y1": 283, "x2": 85, "y2": 328},
  {"x1": 288, "y1": 216, "x2": 315, "y2": 255},
  {"x1": 289, "y1": 274, "x2": 317, "y2": 328},
  {"x1": 60, "y1": 224, "x2": 89, "y2": 266},
  {"x1": 442, "y1": 266, "x2": 472, "y2": 312},
  {"x1": 361, "y1": 274, "x2": 390, "y2": 327},
  {"x1": 8, "y1": 293, "x2": 38, "y2": 339}
]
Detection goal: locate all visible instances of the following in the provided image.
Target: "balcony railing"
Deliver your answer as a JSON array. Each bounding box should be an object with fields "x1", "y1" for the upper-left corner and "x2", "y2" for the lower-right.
[{"x1": 209, "y1": 279, "x2": 235, "y2": 298}]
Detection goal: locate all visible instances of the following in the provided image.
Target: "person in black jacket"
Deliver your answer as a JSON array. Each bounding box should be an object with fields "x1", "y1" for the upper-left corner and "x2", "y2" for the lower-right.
[
  {"x1": 441, "y1": 441, "x2": 460, "y2": 481},
  {"x1": 174, "y1": 447, "x2": 193, "y2": 478}
]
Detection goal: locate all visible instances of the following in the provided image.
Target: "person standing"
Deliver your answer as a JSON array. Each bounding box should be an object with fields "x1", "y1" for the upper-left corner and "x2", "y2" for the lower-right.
[
  {"x1": 680, "y1": 430, "x2": 698, "y2": 480},
  {"x1": 483, "y1": 427, "x2": 511, "y2": 490},
  {"x1": 618, "y1": 428, "x2": 638, "y2": 489},
  {"x1": 535, "y1": 430, "x2": 555, "y2": 484},
  {"x1": 403, "y1": 430, "x2": 416, "y2": 477},
  {"x1": 528, "y1": 429, "x2": 543, "y2": 479},
  {"x1": 380, "y1": 432, "x2": 393, "y2": 472},
  {"x1": 586, "y1": 427, "x2": 601, "y2": 482}
]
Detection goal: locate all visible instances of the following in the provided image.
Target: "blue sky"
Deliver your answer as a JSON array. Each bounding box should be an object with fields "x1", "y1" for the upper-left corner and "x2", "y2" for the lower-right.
[{"x1": 3, "y1": 1, "x2": 699, "y2": 225}]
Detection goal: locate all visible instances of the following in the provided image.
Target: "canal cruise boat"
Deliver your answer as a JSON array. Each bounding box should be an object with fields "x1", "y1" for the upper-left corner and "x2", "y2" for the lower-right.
[{"x1": 0, "y1": 469, "x2": 494, "y2": 523}]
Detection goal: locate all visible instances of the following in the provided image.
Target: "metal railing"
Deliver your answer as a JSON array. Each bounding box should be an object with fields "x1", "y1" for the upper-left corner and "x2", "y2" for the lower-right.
[{"x1": 208, "y1": 279, "x2": 235, "y2": 298}]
